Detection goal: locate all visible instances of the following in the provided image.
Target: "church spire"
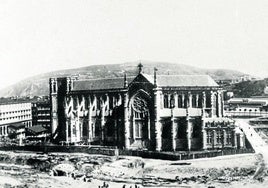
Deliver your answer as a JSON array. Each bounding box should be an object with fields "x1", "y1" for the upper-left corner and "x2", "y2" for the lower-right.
[
  {"x1": 138, "y1": 62, "x2": 143, "y2": 74},
  {"x1": 154, "y1": 67, "x2": 158, "y2": 86},
  {"x1": 124, "y1": 72, "x2": 128, "y2": 88}
]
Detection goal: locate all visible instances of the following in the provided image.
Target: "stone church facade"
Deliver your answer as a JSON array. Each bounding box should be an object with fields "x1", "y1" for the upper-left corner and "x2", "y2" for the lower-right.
[{"x1": 50, "y1": 64, "x2": 245, "y2": 151}]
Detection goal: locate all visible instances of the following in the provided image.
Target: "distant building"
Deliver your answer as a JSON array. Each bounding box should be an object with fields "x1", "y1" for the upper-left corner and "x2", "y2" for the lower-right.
[
  {"x1": 50, "y1": 64, "x2": 244, "y2": 151},
  {"x1": 225, "y1": 97, "x2": 268, "y2": 117},
  {"x1": 0, "y1": 102, "x2": 32, "y2": 138},
  {"x1": 32, "y1": 100, "x2": 51, "y2": 129},
  {"x1": 231, "y1": 75, "x2": 254, "y2": 84}
]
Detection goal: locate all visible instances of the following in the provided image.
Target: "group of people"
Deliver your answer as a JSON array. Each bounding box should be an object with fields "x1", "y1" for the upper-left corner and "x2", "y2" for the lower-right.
[{"x1": 98, "y1": 182, "x2": 141, "y2": 188}]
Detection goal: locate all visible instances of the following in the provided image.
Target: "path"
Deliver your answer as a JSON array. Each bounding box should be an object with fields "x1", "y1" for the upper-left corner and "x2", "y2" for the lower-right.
[
  {"x1": 235, "y1": 119, "x2": 268, "y2": 179},
  {"x1": 235, "y1": 119, "x2": 268, "y2": 154}
]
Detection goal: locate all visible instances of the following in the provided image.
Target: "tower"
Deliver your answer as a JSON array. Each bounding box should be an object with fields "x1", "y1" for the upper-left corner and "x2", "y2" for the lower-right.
[{"x1": 49, "y1": 78, "x2": 58, "y2": 137}]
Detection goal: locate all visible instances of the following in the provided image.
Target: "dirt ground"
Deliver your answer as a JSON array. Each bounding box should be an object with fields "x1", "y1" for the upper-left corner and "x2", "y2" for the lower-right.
[{"x1": 0, "y1": 151, "x2": 267, "y2": 188}]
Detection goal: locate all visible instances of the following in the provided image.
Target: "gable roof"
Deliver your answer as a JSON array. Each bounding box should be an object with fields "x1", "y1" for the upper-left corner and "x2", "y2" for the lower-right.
[
  {"x1": 71, "y1": 74, "x2": 218, "y2": 91},
  {"x1": 27, "y1": 125, "x2": 48, "y2": 135},
  {"x1": 129, "y1": 73, "x2": 154, "y2": 85}
]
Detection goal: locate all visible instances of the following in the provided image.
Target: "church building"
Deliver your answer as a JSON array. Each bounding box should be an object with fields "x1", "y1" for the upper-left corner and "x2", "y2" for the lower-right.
[{"x1": 50, "y1": 64, "x2": 245, "y2": 151}]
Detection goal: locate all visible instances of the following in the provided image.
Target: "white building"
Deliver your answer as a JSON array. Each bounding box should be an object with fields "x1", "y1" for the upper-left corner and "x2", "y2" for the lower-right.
[
  {"x1": 0, "y1": 102, "x2": 32, "y2": 137},
  {"x1": 225, "y1": 97, "x2": 268, "y2": 117}
]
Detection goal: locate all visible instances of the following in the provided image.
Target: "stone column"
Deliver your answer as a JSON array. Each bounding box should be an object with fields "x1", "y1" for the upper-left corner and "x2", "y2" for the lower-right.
[
  {"x1": 217, "y1": 91, "x2": 222, "y2": 117},
  {"x1": 124, "y1": 92, "x2": 130, "y2": 149},
  {"x1": 202, "y1": 121, "x2": 207, "y2": 150},
  {"x1": 182, "y1": 94, "x2": 185, "y2": 108},
  {"x1": 223, "y1": 129, "x2": 227, "y2": 147},
  {"x1": 70, "y1": 119, "x2": 74, "y2": 143},
  {"x1": 212, "y1": 130, "x2": 216, "y2": 149},
  {"x1": 188, "y1": 92, "x2": 192, "y2": 108},
  {"x1": 106, "y1": 94, "x2": 109, "y2": 110},
  {"x1": 160, "y1": 93, "x2": 163, "y2": 109},
  {"x1": 233, "y1": 131, "x2": 237, "y2": 148},
  {"x1": 154, "y1": 88, "x2": 162, "y2": 151},
  {"x1": 196, "y1": 94, "x2": 199, "y2": 108},
  {"x1": 81, "y1": 95, "x2": 85, "y2": 112},
  {"x1": 112, "y1": 96, "x2": 116, "y2": 108},
  {"x1": 168, "y1": 94, "x2": 171, "y2": 108},
  {"x1": 80, "y1": 120, "x2": 83, "y2": 141},
  {"x1": 93, "y1": 94, "x2": 97, "y2": 110},
  {"x1": 114, "y1": 118, "x2": 118, "y2": 145},
  {"x1": 66, "y1": 118, "x2": 69, "y2": 143},
  {"x1": 118, "y1": 94, "x2": 122, "y2": 106},
  {"x1": 75, "y1": 119, "x2": 80, "y2": 143},
  {"x1": 239, "y1": 133, "x2": 245, "y2": 148},
  {"x1": 101, "y1": 97, "x2": 105, "y2": 144},
  {"x1": 211, "y1": 91, "x2": 215, "y2": 117},
  {"x1": 81, "y1": 95, "x2": 85, "y2": 141},
  {"x1": 88, "y1": 96, "x2": 92, "y2": 143},
  {"x1": 202, "y1": 91, "x2": 206, "y2": 111},
  {"x1": 5, "y1": 126, "x2": 7, "y2": 136},
  {"x1": 67, "y1": 96, "x2": 72, "y2": 143},
  {"x1": 171, "y1": 111, "x2": 177, "y2": 151},
  {"x1": 174, "y1": 92, "x2": 178, "y2": 108},
  {"x1": 148, "y1": 114, "x2": 151, "y2": 140},
  {"x1": 132, "y1": 112, "x2": 136, "y2": 139},
  {"x1": 186, "y1": 117, "x2": 192, "y2": 151}
]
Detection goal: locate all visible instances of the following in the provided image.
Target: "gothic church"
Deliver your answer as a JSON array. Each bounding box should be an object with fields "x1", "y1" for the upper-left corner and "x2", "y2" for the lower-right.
[{"x1": 50, "y1": 64, "x2": 245, "y2": 151}]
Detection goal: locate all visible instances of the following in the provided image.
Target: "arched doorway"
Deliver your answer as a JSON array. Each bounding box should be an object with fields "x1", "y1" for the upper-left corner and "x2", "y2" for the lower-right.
[{"x1": 129, "y1": 90, "x2": 153, "y2": 149}]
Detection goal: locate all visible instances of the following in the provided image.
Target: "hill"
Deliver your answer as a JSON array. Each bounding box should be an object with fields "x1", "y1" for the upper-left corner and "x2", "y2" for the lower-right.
[
  {"x1": 0, "y1": 61, "x2": 247, "y2": 97},
  {"x1": 229, "y1": 79, "x2": 268, "y2": 98}
]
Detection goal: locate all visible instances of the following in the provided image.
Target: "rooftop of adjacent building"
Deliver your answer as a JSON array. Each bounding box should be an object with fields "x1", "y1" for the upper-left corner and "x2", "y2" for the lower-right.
[
  {"x1": 7, "y1": 122, "x2": 26, "y2": 130},
  {"x1": 228, "y1": 97, "x2": 268, "y2": 106},
  {"x1": 0, "y1": 96, "x2": 49, "y2": 106},
  {"x1": 26, "y1": 125, "x2": 48, "y2": 135}
]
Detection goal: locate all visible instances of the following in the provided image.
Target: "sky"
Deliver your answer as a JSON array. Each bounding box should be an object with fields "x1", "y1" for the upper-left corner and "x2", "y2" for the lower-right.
[{"x1": 1, "y1": 0, "x2": 268, "y2": 89}]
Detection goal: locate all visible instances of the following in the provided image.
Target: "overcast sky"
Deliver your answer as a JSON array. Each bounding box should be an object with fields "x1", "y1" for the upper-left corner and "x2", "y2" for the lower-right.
[{"x1": 1, "y1": 0, "x2": 268, "y2": 89}]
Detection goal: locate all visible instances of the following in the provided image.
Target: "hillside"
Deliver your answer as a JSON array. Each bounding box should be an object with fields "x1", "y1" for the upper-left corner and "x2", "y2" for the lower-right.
[
  {"x1": 229, "y1": 79, "x2": 268, "y2": 98},
  {"x1": 0, "y1": 61, "x2": 247, "y2": 97}
]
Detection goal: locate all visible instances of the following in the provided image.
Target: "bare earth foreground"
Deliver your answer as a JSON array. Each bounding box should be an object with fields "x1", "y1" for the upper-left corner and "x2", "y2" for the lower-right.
[{"x1": 0, "y1": 151, "x2": 267, "y2": 188}]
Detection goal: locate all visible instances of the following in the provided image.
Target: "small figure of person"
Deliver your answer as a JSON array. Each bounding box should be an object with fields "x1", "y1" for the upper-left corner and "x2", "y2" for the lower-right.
[{"x1": 253, "y1": 153, "x2": 266, "y2": 181}]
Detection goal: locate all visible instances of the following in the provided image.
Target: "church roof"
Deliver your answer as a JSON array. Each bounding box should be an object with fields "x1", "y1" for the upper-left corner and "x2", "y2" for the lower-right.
[
  {"x1": 72, "y1": 77, "x2": 135, "y2": 91},
  {"x1": 156, "y1": 75, "x2": 218, "y2": 87},
  {"x1": 72, "y1": 74, "x2": 218, "y2": 91}
]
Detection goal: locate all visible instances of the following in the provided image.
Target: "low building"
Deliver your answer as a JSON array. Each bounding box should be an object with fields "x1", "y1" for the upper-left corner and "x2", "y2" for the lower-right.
[
  {"x1": 50, "y1": 64, "x2": 245, "y2": 151},
  {"x1": 8, "y1": 122, "x2": 26, "y2": 139},
  {"x1": 26, "y1": 125, "x2": 50, "y2": 140},
  {"x1": 0, "y1": 102, "x2": 32, "y2": 138},
  {"x1": 225, "y1": 97, "x2": 268, "y2": 117}
]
